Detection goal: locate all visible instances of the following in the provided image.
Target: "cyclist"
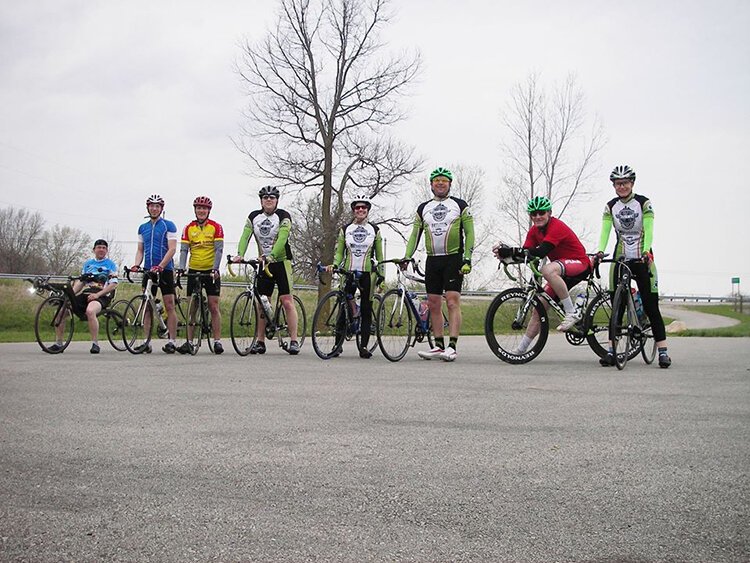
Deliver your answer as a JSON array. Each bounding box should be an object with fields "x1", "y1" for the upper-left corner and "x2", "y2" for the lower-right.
[
  {"x1": 595, "y1": 165, "x2": 671, "y2": 368},
  {"x1": 131, "y1": 193, "x2": 179, "y2": 354},
  {"x1": 402, "y1": 167, "x2": 474, "y2": 362},
  {"x1": 493, "y1": 196, "x2": 591, "y2": 354},
  {"x1": 325, "y1": 195, "x2": 385, "y2": 358},
  {"x1": 176, "y1": 196, "x2": 225, "y2": 355},
  {"x1": 48, "y1": 239, "x2": 119, "y2": 354},
  {"x1": 232, "y1": 185, "x2": 300, "y2": 355}
]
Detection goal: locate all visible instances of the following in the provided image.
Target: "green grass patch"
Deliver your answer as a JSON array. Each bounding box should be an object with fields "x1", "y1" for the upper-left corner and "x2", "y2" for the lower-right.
[{"x1": 679, "y1": 304, "x2": 750, "y2": 337}]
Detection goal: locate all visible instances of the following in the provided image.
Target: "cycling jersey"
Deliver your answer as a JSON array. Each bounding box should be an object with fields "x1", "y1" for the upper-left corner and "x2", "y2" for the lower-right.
[
  {"x1": 138, "y1": 218, "x2": 178, "y2": 270},
  {"x1": 238, "y1": 209, "x2": 293, "y2": 262},
  {"x1": 333, "y1": 221, "x2": 384, "y2": 275},
  {"x1": 523, "y1": 216, "x2": 588, "y2": 263},
  {"x1": 405, "y1": 196, "x2": 474, "y2": 259},
  {"x1": 179, "y1": 219, "x2": 224, "y2": 271},
  {"x1": 81, "y1": 258, "x2": 118, "y2": 289},
  {"x1": 598, "y1": 193, "x2": 654, "y2": 260}
]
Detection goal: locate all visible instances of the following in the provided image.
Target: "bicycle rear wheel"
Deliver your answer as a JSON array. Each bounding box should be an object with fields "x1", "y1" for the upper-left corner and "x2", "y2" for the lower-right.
[
  {"x1": 105, "y1": 299, "x2": 130, "y2": 352},
  {"x1": 611, "y1": 285, "x2": 634, "y2": 370},
  {"x1": 35, "y1": 296, "x2": 74, "y2": 354},
  {"x1": 377, "y1": 289, "x2": 412, "y2": 362},
  {"x1": 230, "y1": 291, "x2": 258, "y2": 356},
  {"x1": 356, "y1": 293, "x2": 382, "y2": 355},
  {"x1": 203, "y1": 296, "x2": 215, "y2": 353},
  {"x1": 484, "y1": 288, "x2": 548, "y2": 364},
  {"x1": 275, "y1": 294, "x2": 306, "y2": 350},
  {"x1": 186, "y1": 293, "x2": 203, "y2": 355},
  {"x1": 312, "y1": 291, "x2": 346, "y2": 359},
  {"x1": 123, "y1": 295, "x2": 154, "y2": 354}
]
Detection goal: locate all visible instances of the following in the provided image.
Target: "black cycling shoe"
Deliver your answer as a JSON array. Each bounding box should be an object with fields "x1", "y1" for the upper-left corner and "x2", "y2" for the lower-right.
[
  {"x1": 599, "y1": 353, "x2": 615, "y2": 367},
  {"x1": 176, "y1": 342, "x2": 193, "y2": 355},
  {"x1": 249, "y1": 341, "x2": 266, "y2": 355},
  {"x1": 658, "y1": 353, "x2": 672, "y2": 369},
  {"x1": 287, "y1": 341, "x2": 300, "y2": 355},
  {"x1": 213, "y1": 341, "x2": 224, "y2": 355},
  {"x1": 90, "y1": 343, "x2": 100, "y2": 354},
  {"x1": 48, "y1": 343, "x2": 64, "y2": 353},
  {"x1": 134, "y1": 342, "x2": 152, "y2": 354},
  {"x1": 359, "y1": 348, "x2": 372, "y2": 359},
  {"x1": 162, "y1": 342, "x2": 176, "y2": 354}
]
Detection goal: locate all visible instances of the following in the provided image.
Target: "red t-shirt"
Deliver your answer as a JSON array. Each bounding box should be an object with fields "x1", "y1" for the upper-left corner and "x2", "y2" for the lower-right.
[{"x1": 523, "y1": 216, "x2": 588, "y2": 262}]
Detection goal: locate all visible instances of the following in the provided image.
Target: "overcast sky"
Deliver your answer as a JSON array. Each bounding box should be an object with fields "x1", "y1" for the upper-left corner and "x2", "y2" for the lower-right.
[{"x1": 1, "y1": 0, "x2": 748, "y2": 295}]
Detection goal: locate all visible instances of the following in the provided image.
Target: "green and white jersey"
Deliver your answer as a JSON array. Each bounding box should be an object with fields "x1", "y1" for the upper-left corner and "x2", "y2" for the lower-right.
[
  {"x1": 237, "y1": 208, "x2": 293, "y2": 262},
  {"x1": 598, "y1": 193, "x2": 654, "y2": 260},
  {"x1": 333, "y1": 221, "x2": 384, "y2": 274},
  {"x1": 405, "y1": 196, "x2": 474, "y2": 259}
]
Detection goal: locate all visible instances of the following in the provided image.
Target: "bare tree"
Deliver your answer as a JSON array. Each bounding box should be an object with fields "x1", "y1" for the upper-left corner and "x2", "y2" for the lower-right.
[
  {"x1": 236, "y1": 0, "x2": 422, "y2": 295},
  {"x1": 41, "y1": 225, "x2": 91, "y2": 275},
  {"x1": 497, "y1": 73, "x2": 606, "y2": 245},
  {"x1": 0, "y1": 207, "x2": 46, "y2": 273}
]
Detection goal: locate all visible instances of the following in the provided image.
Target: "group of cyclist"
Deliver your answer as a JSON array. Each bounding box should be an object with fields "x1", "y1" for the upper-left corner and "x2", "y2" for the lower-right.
[{"x1": 56, "y1": 162, "x2": 670, "y2": 368}]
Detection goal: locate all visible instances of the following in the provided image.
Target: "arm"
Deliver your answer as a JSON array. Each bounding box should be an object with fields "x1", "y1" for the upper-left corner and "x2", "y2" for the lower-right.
[
  {"x1": 333, "y1": 228, "x2": 346, "y2": 266},
  {"x1": 237, "y1": 220, "x2": 254, "y2": 258},
  {"x1": 269, "y1": 216, "x2": 291, "y2": 262},
  {"x1": 159, "y1": 237, "x2": 177, "y2": 270},
  {"x1": 461, "y1": 207, "x2": 475, "y2": 262},
  {"x1": 526, "y1": 241, "x2": 555, "y2": 259},
  {"x1": 178, "y1": 241, "x2": 189, "y2": 271},
  {"x1": 403, "y1": 213, "x2": 423, "y2": 259},
  {"x1": 374, "y1": 230, "x2": 385, "y2": 279},
  {"x1": 597, "y1": 213, "x2": 613, "y2": 253},
  {"x1": 642, "y1": 213, "x2": 654, "y2": 253}
]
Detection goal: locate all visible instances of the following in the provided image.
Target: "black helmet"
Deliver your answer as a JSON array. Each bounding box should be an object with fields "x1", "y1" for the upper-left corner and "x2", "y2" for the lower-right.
[{"x1": 258, "y1": 185, "x2": 280, "y2": 198}]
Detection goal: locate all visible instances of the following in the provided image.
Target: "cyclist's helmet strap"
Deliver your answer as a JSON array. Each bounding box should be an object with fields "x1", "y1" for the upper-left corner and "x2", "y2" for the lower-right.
[
  {"x1": 430, "y1": 167, "x2": 453, "y2": 182},
  {"x1": 527, "y1": 196, "x2": 552, "y2": 213},
  {"x1": 609, "y1": 165, "x2": 636, "y2": 182}
]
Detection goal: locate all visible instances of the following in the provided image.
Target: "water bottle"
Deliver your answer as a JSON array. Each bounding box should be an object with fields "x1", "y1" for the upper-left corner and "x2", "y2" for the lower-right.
[
  {"x1": 574, "y1": 293, "x2": 586, "y2": 316},
  {"x1": 631, "y1": 288, "x2": 644, "y2": 321},
  {"x1": 418, "y1": 298, "x2": 429, "y2": 330},
  {"x1": 155, "y1": 299, "x2": 164, "y2": 317},
  {"x1": 259, "y1": 295, "x2": 272, "y2": 320},
  {"x1": 351, "y1": 302, "x2": 361, "y2": 334}
]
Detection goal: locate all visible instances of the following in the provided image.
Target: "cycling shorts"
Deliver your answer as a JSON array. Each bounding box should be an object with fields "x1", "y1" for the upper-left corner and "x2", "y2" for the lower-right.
[
  {"x1": 544, "y1": 258, "x2": 591, "y2": 299},
  {"x1": 424, "y1": 253, "x2": 464, "y2": 295},
  {"x1": 186, "y1": 269, "x2": 221, "y2": 297},
  {"x1": 257, "y1": 260, "x2": 293, "y2": 297},
  {"x1": 142, "y1": 270, "x2": 176, "y2": 297},
  {"x1": 73, "y1": 291, "x2": 113, "y2": 319}
]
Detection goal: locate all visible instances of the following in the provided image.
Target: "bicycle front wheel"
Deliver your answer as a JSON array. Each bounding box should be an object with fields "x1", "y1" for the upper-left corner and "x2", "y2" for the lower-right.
[
  {"x1": 377, "y1": 289, "x2": 412, "y2": 362},
  {"x1": 312, "y1": 291, "x2": 346, "y2": 359},
  {"x1": 356, "y1": 293, "x2": 382, "y2": 355},
  {"x1": 105, "y1": 299, "x2": 130, "y2": 352},
  {"x1": 484, "y1": 288, "x2": 548, "y2": 364},
  {"x1": 35, "y1": 296, "x2": 74, "y2": 354},
  {"x1": 275, "y1": 294, "x2": 306, "y2": 350},
  {"x1": 123, "y1": 295, "x2": 154, "y2": 354},
  {"x1": 641, "y1": 323, "x2": 657, "y2": 364},
  {"x1": 230, "y1": 291, "x2": 258, "y2": 356},
  {"x1": 611, "y1": 285, "x2": 634, "y2": 370},
  {"x1": 186, "y1": 293, "x2": 203, "y2": 355},
  {"x1": 203, "y1": 295, "x2": 215, "y2": 353}
]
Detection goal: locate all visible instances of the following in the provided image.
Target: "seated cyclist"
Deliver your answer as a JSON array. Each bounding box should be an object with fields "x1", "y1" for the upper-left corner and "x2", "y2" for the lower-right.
[
  {"x1": 176, "y1": 195, "x2": 225, "y2": 355},
  {"x1": 232, "y1": 185, "x2": 300, "y2": 355},
  {"x1": 324, "y1": 195, "x2": 385, "y2": 359},
  {"x1": 49, "y1": 239, "x2": 119, "y2": 354},
  {"x1": 493, "y1": 196, "x2": 591, "y2": 354}
]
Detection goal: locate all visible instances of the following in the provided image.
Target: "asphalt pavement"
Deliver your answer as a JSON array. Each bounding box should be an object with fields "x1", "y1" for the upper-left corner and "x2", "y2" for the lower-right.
[{"x1": 0, "y1": 335, "x2": 748, "y2": 562}]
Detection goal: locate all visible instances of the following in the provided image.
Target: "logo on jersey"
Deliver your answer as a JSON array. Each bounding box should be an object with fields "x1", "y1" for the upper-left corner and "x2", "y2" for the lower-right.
[
  {"x1": 431, "y1": 203, "x2": 449, "y2": 222},
  {"x1": 259, "y1": 218, "x2": 273, "y2": 237},
  {"x1": 616, "y1": 207, "x2": 638, "y2": 230},
  {"x1": 352, "y1": 226, "x2": 368, "y2": 244}
]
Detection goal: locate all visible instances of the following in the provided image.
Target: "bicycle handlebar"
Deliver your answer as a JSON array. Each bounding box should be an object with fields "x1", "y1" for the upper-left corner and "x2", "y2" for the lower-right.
[{"x1": 226, "y1": 255, "x2": 272, "y2": 279}]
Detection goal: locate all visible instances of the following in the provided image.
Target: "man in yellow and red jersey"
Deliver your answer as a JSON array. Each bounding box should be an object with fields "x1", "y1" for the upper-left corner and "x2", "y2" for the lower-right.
[{"x1": 176, "y1": 196, "x2": 225, "y2": 354}]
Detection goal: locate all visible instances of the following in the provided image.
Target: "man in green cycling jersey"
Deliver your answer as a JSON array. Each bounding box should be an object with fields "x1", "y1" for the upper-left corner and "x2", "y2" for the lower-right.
[{"x1": 402, "y1": 167, "x2": 474, "y2": 362}]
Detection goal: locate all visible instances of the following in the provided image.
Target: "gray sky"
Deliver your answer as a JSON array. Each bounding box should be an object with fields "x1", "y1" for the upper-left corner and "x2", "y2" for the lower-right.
[{"x1": 1, "y1": 0, "x2": 749, "y2": 295}]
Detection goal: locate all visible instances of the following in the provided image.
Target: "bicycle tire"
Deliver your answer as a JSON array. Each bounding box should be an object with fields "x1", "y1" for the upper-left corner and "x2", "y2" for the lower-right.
[
  {"x1": 203, "y1": 294, "x2": 215, "y2": 354},
  {"x1": 425, "y1": 308, "x2": 450, "y2": 349},
  {"x1": 123, "y1": 295, "x2": 154, "y2": 354},
  {"x1": 484, "y1": 288, "x2": 548, "y2": 364},
  {"x1": 186, "y1": 293, "x2": 202, "y2": 355},
  {"x1": 377, "y1": 289, "x2": 413, "y2": 362},
  {"x1": 356, "y1": 293, "x2": 382, "y2": 355},
  {"x1": 312, "y1": 291, "x2": 346, "y2": 359},
  {"x1": 641, "y1": 323, "x2": 657, "y2": 364},
  {"x1": 585, "y1": 292, "x2": 641, "y2": 361},
  {"x1": 105, "y1": 299, "x2": 130, "y2": 352},
  {"x1": 611, "y1": 285, "x2": 633, "y2": 370},
  {"x1": 230, "y1": 291, "x2": 258, "y2": 356},
  {"x1": 35, "y1": 296, "x2": 74, "y2": 354},
  {"x1": 274, "y1": 294, "x2": 306, "y2": 350}
]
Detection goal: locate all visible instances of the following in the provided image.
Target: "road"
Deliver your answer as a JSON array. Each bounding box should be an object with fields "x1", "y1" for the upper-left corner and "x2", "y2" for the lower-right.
[{"x1": 1, "y1": 336, "x2": 748, "y2": 562}]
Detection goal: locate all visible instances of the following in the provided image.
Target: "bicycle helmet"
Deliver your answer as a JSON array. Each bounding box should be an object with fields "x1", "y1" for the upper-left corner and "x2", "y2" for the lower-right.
[
  {"x1": 350, "y1": 195, "x2": 372, "y2": 210},
  {"x1": 609, "y1": 165, "x2": 636, "y2": 182},
  {"x1": 527, "y1": 196, "x2": 552, "y2": 214},
  {"x1": 258, "y1": 185, "x2": 280, "y2": 198},
  {"x1": 429, "y1": 167, "x2": 453, "y2": 182},
  {"x1": 146, "y1": 193, "x2": 165, "y2": 206},
  {"x1": 193, "y1": 195, "x2": 213, "y2": 209}
]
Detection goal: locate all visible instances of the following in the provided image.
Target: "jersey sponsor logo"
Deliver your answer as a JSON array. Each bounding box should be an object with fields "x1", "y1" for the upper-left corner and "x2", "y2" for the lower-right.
[
  {"x1": 259, "y1": 218, "x2": 273, "y2": 237},
  {"x1": 616, "y1": 206, "x2": 638, "y2": 230},
  {"x1": 431, "y1": 203, "x2": 449, "y2": 222}
]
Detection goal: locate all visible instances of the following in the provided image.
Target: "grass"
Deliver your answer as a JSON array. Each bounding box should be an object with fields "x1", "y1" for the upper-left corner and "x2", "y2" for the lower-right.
[{"x1": 679, "y1": 304, "x2": 750, "y2": 337}]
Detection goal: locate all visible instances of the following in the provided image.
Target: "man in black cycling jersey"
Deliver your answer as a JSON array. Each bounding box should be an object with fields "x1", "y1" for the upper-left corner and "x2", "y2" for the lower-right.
[{"x1": 232, "y1": 186, "x2": 300, "y2": 355}]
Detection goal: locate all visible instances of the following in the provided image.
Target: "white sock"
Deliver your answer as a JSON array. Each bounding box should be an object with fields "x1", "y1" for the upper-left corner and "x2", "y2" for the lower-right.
[
  {"x1": 518, "y1": 335, "x2": 532, "y2": 352},
  {"x1": 561, "y1": 297, "x2": 575, "y2": 314}
]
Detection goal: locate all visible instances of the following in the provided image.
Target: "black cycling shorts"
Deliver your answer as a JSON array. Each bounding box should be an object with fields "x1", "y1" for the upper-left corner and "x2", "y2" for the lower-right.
[
  {"x1": 186, "y1": 269, "x2": 221, "y2": 297},
  {"x1": 424, "y1": 254, "x2": 464, "y2": 295}
]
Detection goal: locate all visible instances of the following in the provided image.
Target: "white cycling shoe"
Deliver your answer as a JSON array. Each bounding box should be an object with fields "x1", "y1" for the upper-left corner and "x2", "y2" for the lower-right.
[
  {"x1": 440, "y1": 346, "x2": 457, "y2": 362},
  {"x1": 418, "y1": 347, "x2": 444, "y2": 360},
  {"x1": 557, "y1": 311, "x2": 582, "y2": 332}
]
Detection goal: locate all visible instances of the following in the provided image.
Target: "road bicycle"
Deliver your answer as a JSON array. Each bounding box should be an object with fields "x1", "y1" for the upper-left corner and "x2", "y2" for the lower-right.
[
  {"x1": 227, "y1": 257, "x2": 307, "y2": 356},
  {"x1": 375, "y1": 258, "x2": 449, "y2": 362},
  {"x1": 26, "y1": 274, "x2": 126, "y2": 353},
  {"x1": 484, "y1": 252, "x2": 642, "y2": 364},
  {"x1": 606, "y1": 256, "x2": 657, "y2": 370},
  {"x1": 177, "y1": 271, "x2": 217, "y2": 355},
  {"x1": 310, "y1": 264, "x2": 383, "y2": 360}
]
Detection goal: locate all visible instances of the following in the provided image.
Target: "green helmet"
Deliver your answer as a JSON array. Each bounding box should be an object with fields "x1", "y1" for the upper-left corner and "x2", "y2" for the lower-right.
[
  {"x1": 429, "y1": 167, "x2": 453, "y2": 182},
  {"x1": 527, "y1": 196, "x2": 552, "y2": 213}
]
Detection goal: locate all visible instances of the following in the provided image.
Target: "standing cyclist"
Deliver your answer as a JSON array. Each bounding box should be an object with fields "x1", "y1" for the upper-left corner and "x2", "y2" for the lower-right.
[
  {"x1": 493, "y1": 196, "x2": 591, "y2": 354},
  {"x1": 325, "y1": 196, "x2": 385, "y2": 358},
  {"x1": 131, "y1": 193, "x2": 179, "y2": 354},
  {"x1": 402, "y1": 167, "x2": 474, "y2": 362},
  {"x1": 595, "y1": 165, "x2": 671, "y2": 368},
  {"x1": 176, "y1": 196, "x2": 225, "y2": 355},
  {"x1": 232, "y1": 186, "x2": 300, "y2": 355}
]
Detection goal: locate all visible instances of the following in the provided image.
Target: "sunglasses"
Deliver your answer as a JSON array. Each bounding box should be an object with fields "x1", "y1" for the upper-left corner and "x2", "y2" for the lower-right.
[
  {"x1": 529, "y1": 210, "x2": 548, "y2": 217},
  {"x1": 261, "y1": 195, "x2": 278, "y2": 200},
  {"x1": 353, "y1": 205, "x2": 369, "y2": 210}
]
